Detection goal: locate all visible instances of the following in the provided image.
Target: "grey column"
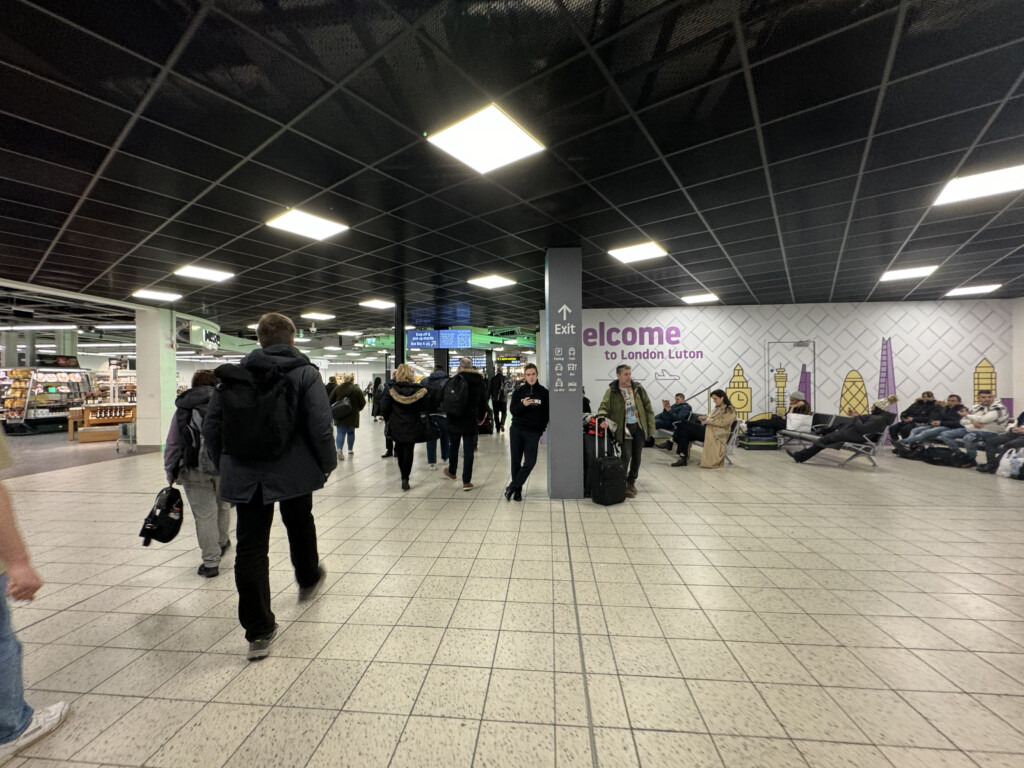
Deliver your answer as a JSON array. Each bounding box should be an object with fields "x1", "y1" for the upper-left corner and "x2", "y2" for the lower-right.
[
  {"x1": 393, "y1": 298, "x2": 405, "y2": 365},
  {"x1": 55, "y1": 329, "x2": 78, "y2": 356},
  {"x1": 434, "y1": 348, "x2": 447, "y2": 371},
  {"x1": 545, "y1": 247, "x2": 584, "y2": 499},
  {"x1": 0, "y1": 332, "x2": 15, "y2": 367},
  {"x1": 25, "y1": 331, "x2": 36, "y2": 366}
]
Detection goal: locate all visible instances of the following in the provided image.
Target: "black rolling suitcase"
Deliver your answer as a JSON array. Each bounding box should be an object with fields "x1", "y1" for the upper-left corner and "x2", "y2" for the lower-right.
[{"x1": 584, "y1": 419, "x2": 627, "y2": 505}]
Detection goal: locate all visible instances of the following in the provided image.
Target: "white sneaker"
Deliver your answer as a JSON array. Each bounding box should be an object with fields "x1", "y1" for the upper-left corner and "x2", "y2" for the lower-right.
[
  {"x1": 337, "y1": 450, "x2": 345, "y2": 461},
  {"x1": 0, "y1": 702, "x2": 69, "y2": 763},
  {"x1": 429, "y1": 464, "x2": 436, "y2": 470}
]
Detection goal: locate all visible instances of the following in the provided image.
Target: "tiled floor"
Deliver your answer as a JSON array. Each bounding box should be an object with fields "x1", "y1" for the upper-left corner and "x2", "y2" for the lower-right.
[{"x1": 5, "y1": 422, "x2": 1024, "y2": 767}]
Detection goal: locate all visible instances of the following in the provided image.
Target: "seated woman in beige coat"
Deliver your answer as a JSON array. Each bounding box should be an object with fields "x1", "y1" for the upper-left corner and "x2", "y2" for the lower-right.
[{"x1": 670, "y1": 389, "x2": 737, "y2": 468}]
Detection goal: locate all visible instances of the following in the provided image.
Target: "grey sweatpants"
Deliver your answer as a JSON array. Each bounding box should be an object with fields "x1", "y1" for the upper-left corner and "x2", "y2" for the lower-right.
[{"x1": 181, "y1": 473, "x2": 232, "y2": 567}]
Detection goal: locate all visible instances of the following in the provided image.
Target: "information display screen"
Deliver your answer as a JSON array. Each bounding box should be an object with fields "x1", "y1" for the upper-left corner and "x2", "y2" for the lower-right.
[
  {"x1": 407, "y1": 330, "x2": 439, "y2": 348},
  {"x1": 408, "y1": 329, "x2": 471, "y2": 348}
]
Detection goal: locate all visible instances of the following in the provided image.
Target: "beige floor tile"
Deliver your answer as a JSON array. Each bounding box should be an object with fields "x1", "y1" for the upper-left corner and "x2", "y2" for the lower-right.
[
  {"x1": 553, "y1": 725, "x2": 597, "y2": 768},
  {"x1": 317, "y1": 623, "x2": 391, "y2": 660},
  {"x1": 493, "y1": 629, "x2": 553, "y2": 671},
  {"x1": 704, "y1": 611, "x2": 778, "y2": 642},
  {"x1": 279, "y1": 658, "x2": 366, "y2": 708},
  {"x1": 345, "y1": 596, "x2": 410, "y2": 625},
  {"x1": 21, "y1": 644, "x2": 92, "y2": 688},
  {"x1": 880, "y1": 746, "x2": 978, "y2": 767},
  {"x1": 852, "y1": 647, "x2": 960, "y2": 691},
  {"x1": 375, "y1": 625, "x2": 444, "y2": 664},
  {"x1": 398, "y1": 597, "x2": 458, "y2": 627},
  {"x1": 713, "y1": 735, "x2": 808, "y2": 768},
  {"x1": 21, "y1": 694, "x2": 141, "y2": 761},
  {"x1": 449, "y1": 599, "x2": 505, "y2": 630},
  {"x1": 74, "y1": 697, "x2": 204, "y2": 765},
  {"x1": 619, "y1": 676, "x2": 704, "y2": 732},
  {"x1": 968, "y1": 753, "x2": 1024, "y2": 768},
  {"x1": 473, "y1": 721, "x2": 555, "y2": 768},
  {"x1": 667, "y1": 638, "x2": 747, "y2": 681},
  {"x1": 269, "y1": 621, "x2": 339, "y2": 658},
  {"x1": 728, "y1": 642, "x2": 816, "y2": 684},
  {"x1": 689, "y1": 680, "x2": 784, "y2": 738},
  {"x1": 500, "y1": 601, "x2": 554, "y2": 632},
  {"x1": 34, "y1": 646, "x2": 145, "y2": 693},
  {"x1": 295, "y1": 594, "x2": 362, "y2": 623},
  {"x1": 144, "y1": 702, "x2": 268, "y2": 768},
  {"x1": 390, "y1": 716, "x2": 478, "y2": 768},
  {"x1": 588, "y1": 673, "x2": 630, "y2": 728},
  {"x1": 899, "y1": 692, "x2": 1024, "y2": 752},
  {"x1": 212, "y1": 656, "x2": 308, "y2": 705},
  {"x1": 603, "y1": 605, "x2": 663, "y2": 637},
  {"x1": 829, "y1": 687, "x2": 954, "y2": 748},
  {"x1": 151, "y1": 652, "x2": 249, "y2": 701},
  {"x1": 222, "y1": 706, "x2": 336, "y2": 768},
  {"x1": 633, "y1": 731, "x2": 723, "y2": 768},
  {"x1": 93, "y1": 649, "x2": 199, "y2": 696},
  {"x1": 433, "y1": 627, "x2": 499, "y2": 667},
  {"x1": 796, "y1": 741, "x2": 891, "y2": 768},
  {"x1": 343, "y1": 661, "x2": 429, "y2": 715},
  {"x1": 413, "y1": 665, "x2": 490, "y2": 718},
  {"x1": 610, "y1": 636, "x2": 680, "y2": 676},
  {"x1": 305, "y1": 712, "x2": 405, "y2": 768},
  {"x1": 789, "y1": 645, "x2": 885, "y2": 688},
  {"x1": 554, "y1": 672, "x2": 588, "y2": 726},
  {"x1": 483, "y1": 668, "x2": 554, "y2": 723},
  {"x1": 155, "y1": 617, "x2": 236, "y2": 653},
  {"x1": 758, "y1": 683, "x2": 865, "y2": 742},
  {"x1": 913, "y1": 649, "x2": 1024, "y2": 694}
]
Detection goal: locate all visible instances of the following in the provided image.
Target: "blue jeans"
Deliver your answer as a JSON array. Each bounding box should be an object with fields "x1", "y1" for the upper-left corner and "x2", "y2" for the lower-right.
[
  {"x1": 335, "y1": 425, "x2": 355, "y2": 451},
  {"x1": 945, "y1": 430, "x2": 999, "y2": 460},
  {"x1": 901, "y1": 426, "x2": 961, "y2": 445},
  {"x1": 447, "y1": 431, "x2": 478, "y2": 483},
  {"x1": 0, "y1": 574, "x2": 32, "y2": 745},
  {"x1": 424, "y1": 416, "x2": 449, "y2": 464}
]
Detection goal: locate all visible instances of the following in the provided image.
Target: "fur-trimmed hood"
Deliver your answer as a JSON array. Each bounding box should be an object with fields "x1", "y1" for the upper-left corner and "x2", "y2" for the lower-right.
[{"x1": 388, "y1": 381, "x2": 428, "y2": 404}]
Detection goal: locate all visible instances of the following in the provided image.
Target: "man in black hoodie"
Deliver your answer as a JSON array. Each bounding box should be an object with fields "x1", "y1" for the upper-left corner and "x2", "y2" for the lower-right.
[
  {"x1": 505, "y1": 363, "x2": 549, "y2": 501},
  {"x1": 888, "y1": 391, "x2": 937, "y2": 442},
  {"x1": 896, "y1": 395, "x2": 964, "y2": 446},
  {"x1": 443, "y1": 357, "x2": 489, "y2": 490},
  {"x1": 205, "y1": 313, "x2": 336, "y2": 661},
  {"x1": 490, "y1": 367, "x2": 509, "y2": 433}
]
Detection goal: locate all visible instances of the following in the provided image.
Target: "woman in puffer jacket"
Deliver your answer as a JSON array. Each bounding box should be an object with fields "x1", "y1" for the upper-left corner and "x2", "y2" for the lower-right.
[{"x1": 379, "y1": 364, "x2": 432, "y2": 491}]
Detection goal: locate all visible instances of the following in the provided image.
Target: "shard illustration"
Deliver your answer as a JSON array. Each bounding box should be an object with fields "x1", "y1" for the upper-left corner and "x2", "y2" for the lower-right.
[{"x1": 877, "y1": 337, "x2": 897, "y2": 415}]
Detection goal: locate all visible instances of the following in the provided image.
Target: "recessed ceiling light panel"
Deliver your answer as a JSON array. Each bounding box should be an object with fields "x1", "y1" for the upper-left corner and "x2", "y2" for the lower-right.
[
  {"x1": 266, "y1": 209, "x2": 348, "y2": 240},
  {"x1": 609, "y1": 242, "x2": 667, "y2": 264},
  {"x1": 300, "y1": 312, "x2": 335, "y2": 321},
  {"x1": 174, "y1": 265, "x2": 234, "y2": 282},
  {"x1": 93, "y1": 324, "x2": 136, "y2": 330},
  {"x1": 338, "y1": 331, "x2": 362, "y2": 337},
  {"x1": 427, "y1": 104, "x2": 544, "y2": 173},
  {"x1": 880, "y1": 266, "x2": 938, "y2": 282},
  {"x1": 945, "y1": 284, "x2": 1001, "y2": 297},
  {"x1": 0, "y1": 324, "x2": 79, "y2": 331},
  {"x1": 681, "y1": 293, "x2": 719, "y2": 305},
  {"x1": 935, "y1": 163, "x2": 1024, "y2": 205},
  {"x1": 468, "y1": 275, "x2": 516, "y2": 289},
  {"x1": 359, "y1": 299, "x2": 396, "y2": 309},
  {"x1": 132, "y1": 290, "x2": 181, "y2": 301}
]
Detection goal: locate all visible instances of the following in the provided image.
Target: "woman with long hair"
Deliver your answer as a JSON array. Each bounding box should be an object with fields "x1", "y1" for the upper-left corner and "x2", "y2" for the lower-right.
[{"x1": 670, "y1": 389, "x2": 736, "y2": 468}]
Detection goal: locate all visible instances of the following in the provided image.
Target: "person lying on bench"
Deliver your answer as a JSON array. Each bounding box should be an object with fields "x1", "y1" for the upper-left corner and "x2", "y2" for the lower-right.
[
  {"x1": 744, "y1": 391, "x2": 810, "y2": 434},
  {"x1": 787, "y1": 396, "x2": 897, "y2": 464}
]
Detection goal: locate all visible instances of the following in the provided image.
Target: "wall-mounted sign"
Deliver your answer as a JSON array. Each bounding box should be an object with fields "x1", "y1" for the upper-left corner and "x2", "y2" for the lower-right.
[{"x1": 35, "y1": 353, "x2": 80, "y2": 368}]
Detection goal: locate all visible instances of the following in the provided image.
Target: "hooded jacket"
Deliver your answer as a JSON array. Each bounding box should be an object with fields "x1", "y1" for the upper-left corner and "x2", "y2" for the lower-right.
[
  {"x1": 380, "y1": 380, "x2": 431, "y2": 442},
  {"x1": 900, "y1": 398, "x2": 937, "y2": 424},
  {"x1": 422, "y1": 369, "x2": 450, "y2": 416},
  {"x1": 961, "y1": 399, "x2": 1009, "y2": 431},
  {"x1": 445, "y1": 369, "x2": 489, "y2": 434},
  {"x1": 164, "y1": 385, "x2": 216, "y2": 482},
  {"x1": 329, "y1": 380, "x2": 366, "y2": 428},
  {"x1": 929, "y1": 403, "x2": 965, "y2": 429},
  {"x1": 490, "y1": 372, "x2": 508, "y2": 402},
  {"x1": 509, "y1": 381, "x2": 550, "y2": 434},
  {"x1": 598, "y1": 379, "x2": 656, "y2": 446},
  {"x1": 204, "y1": 344, "x2": 337, "y2": 504}
]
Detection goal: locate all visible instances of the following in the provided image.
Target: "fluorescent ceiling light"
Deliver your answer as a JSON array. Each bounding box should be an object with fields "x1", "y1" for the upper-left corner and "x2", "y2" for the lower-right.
[
  {"x1": 945, "y1": 284, "x2": 1002, "y2": 297},
  {"x1": 266, "y1": 209, "x2": 348, "y2": 240},
  {"x1": 359, "y1": 299, "x2": 395, "y2": 309},
  {"x1": 681, "y1": 293, "x2": 719, "y2": 305},
  {"x1": 174, "y1": 265, "x2": 234, "y2": 282},
  {"x1": 78, "y1": 342, "x2": 136, "y2": 348},
  {"x1": 880, "y1": 265, "x2": 938, "y2": 282},
  {"x1": 505, "y1": 340, "x2": 518, "y2": 345},
  {"x1": 93, "y1": 324, "x2": 136, "y2": 330},
  {"x1": 935, "y1": 163, "x2": 1024, "y2": 205},
  {"x1": 346, "y1": 353, "x2": 361, "y2": 357},
  {"x1": 427, "y1": 104, "x2": 544, "y2": 173},
  {"x1": 609, "y1": 242, "x2": 667, "y2": 264},
  {"x1": 338, "y1": 331, "x2": 362, "y2": 337},
  {"x1": 405, "y1": 325, "x2": 415, "y2": 330},
  {"x1": 301, "y1": 312, "x2": 335, "y2": 321},
  {"x1": 132, "y1": 289, "x2": 181, "y2": 301},
  {"x1": 323, "y1": 355, "x2": 337, "y2": 359},
  {"x1": 293, "y1": 338, "x2": 311, "y2": 343},
  {"x1": 247, "y1": 323, "x2": 259, "y2": 330},
  {"x1": 0, "y1": 324, "x2": 78, "y2": 331},
  {"x1": 323, "y1": 346, "x2": 342, "y2": 351},
  {"x1": 468, "y1": 275, "x2": 516, "y2": 289}
]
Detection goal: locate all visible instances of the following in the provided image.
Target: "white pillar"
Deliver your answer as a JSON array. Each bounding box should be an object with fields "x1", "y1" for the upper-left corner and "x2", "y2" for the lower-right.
[
  {"x1": 135, "y1": 308, "x2": 177, "y2": 447},
  {"x1": 1012, "y1": 297, "x2": 1024, "y2": 410},
  {"x1": 55, "y1": 329, "x2": 78, "y2": 356}
]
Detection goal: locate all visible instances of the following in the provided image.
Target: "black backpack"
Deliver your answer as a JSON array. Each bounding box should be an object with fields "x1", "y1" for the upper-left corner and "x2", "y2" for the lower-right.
[
  {"x1": 139, "y1": 486, "x2": 184, "y2": 546},
  {"x1": 923, "y1": 446, "x2": 974, "y2": 467},
  {"x1": 214, "y1": 363, "x2": 301, "y2": 461},
  {"x1": 894, "y1": 442, "x2": 927, "y2": 461},
  {"x1": 442, "y1": 374, "x2": 470, "y2": 417}
]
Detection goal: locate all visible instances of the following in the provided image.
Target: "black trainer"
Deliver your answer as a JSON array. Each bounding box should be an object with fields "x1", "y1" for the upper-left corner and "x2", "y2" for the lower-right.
[
  {"x1": 298, "y1": 564, "x2": 327, "y2": 602},
  {"x1": 246, "y1": 624, "x2": 278, "y2": 661},
  {"x1": 197, "y1": 564, "x2": 219, "y2": 578},
  {"x1": 503, "y1": 485, "x2": 513, "y2": 502}
]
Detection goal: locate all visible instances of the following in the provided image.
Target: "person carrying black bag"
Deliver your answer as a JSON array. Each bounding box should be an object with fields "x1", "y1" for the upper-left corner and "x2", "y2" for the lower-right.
[
  {"x1": 490, "y1": 366, "x2": 509, "y2": 433},
  {"x1": 379, "y1": 364, "x2": 433, "y2": 491}
]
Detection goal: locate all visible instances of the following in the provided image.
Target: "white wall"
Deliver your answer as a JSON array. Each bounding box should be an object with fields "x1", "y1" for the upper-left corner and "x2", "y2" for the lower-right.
[{"x1": 545, "y1": 299, "x2": 1017, "y2": 419}]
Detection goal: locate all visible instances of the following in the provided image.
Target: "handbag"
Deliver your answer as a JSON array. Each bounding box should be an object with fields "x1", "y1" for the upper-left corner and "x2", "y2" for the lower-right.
[
  {"x1": 331, "y1": 396, "x2": 353, "y2": 421},
  {"x1": 786, "y1": 412, "x2": 813, "y2": 431},
  {"x1": 139, "y1": 486, "x2": 183, "y2": 546},
  {"x1": 417, "y1": 412, "x2": 440, "y2": 443}
]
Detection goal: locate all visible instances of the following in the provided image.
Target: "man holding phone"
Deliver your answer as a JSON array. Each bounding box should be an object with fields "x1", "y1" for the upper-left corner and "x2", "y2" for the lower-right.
[{"x1": 505, "y1": 363, "x2": 549, "y2": 501}]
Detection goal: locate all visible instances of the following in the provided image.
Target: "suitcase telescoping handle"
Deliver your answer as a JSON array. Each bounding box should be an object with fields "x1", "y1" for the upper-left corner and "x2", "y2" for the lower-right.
[{"x1": 595, "y1": 413, "x2": 614, "y2": 456}]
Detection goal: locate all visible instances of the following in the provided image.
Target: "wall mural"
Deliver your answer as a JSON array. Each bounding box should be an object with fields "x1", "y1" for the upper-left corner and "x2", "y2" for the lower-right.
[{"x1": 567, "y1": 302, "x2": 1015, "y2": 419}]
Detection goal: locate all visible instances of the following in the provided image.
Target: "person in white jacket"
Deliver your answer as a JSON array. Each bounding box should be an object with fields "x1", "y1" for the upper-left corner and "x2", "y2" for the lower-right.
[{"x1": 941, "y1": 390, "x2": 1009, "y2": 463}]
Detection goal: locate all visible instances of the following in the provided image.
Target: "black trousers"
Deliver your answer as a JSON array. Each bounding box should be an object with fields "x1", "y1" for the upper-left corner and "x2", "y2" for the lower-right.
[
  {"x1": 621, "y1": 422, "x2": 645, "y2": 482},
  {"x1": 980, "y1": 433, "x2": 1024, "y2": 469},
  {"x1": 492, "y1": 398, "x2": 507, "y2": 429},
  {"x1": 888, "y1": 421, "x2": 917, "y2": 442},
  {"x1": 509, "y1": 425, "x2": 541, "y2": 490},
  {"x1": 395, "y1": 441, "x2": 415, "y2": 480},
  {"x1": 791, "y1": 431, "x2": 865, "y2": 462},
  {"x1": 447, "y1": 430, "x2": 478, "y2": 483},
  {"x1": 235, "y1": 486, "x2": 319, "y2": 641},
  {"x1": 673, "y1": 421, "x2": 706, "y2": 455}
]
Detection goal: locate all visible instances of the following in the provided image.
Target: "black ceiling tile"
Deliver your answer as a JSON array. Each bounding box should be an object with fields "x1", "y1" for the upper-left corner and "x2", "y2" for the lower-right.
[
  {"x1": 984, "y1": 94, "x2": 1024, "y2": 144},
  {"x1": 717, "y1": 219, "x2": 782, "y2": 246},
  {"x1": 770, "y1": 142, "x2": 866, "y2": 193},
  {"x1": 959, "y1": 134, "x2": 1024, "y2": 179},
  {"x1": 1, "y1": 2, "x2": 160, "y2": 110},
  {"x1": 774, "y1": 177, "x2": 857, "y2": 216},
  {"x1": 778, "y1": 202, "x2": 849, "y2": 233},
  {"x1": 222, "y1": 161, "x2": 322, "y2": 207},
  {"x1": 103, "y1": 153, "x2": 211, "y2": 200},
  {"x1": 431, "y1": 177, "x2": 522, "y2": 217},
  {"x1": 726, "y1": 236, "x2": 781, "y2": 258},
  {"x1": 476, "y1": 234, "x2": 537, "y2": 258},
  {"x1": 867, "y1": 108, "x2": 990, "y2": 171},
  {"x1": 389, "y1": 197, "x2": 465, "y2": 231},
  {"x1": 641, "y1": 74, "x2": 753, "y2": 155},
  {"x1": 57, "y1": 229, "x2": 133, "y2": 256},
  {"x1": 852, "y1": 186, "x2": 937, "y2": 220},
  {"x1": 0, "y1": 200, "x2": 65, "y2": 228},
  {"x1": 667, "y1": 130, "x2": 763, "y2": 188},
  {"x1": 529, "y1": 185, "x2": 609, "y2": 220},
  {"x1": 178, "y1": 204, "x2": 258, "y2": 236},
  {"x1": 589, "y1": 160, "x2": 679, "y2": 206},
  {"x1": 843, "y1": 226, "x2": 912, "y2": 251},
  {"x1": 481, "y1": 203, "x2": 553, "y2": 234},
  {"x1": 435, "y1": 218, "x2": 505, "y2": 246},
  {"x1": 175, "y1": 13, "x2": 331, "y2": 124},
  {"x1": 208, "y1": 236, "x2": 287, "y2": 262},
  {"x1": 486, "y1": 152, "x2": 581, "y2": 201},
  {"x1": 88, "y1": 179, "x2": 184, "y2": 220},
  {"x1": 0, "y1": 113, "x2": 107, "y2": 174},
  {"x1": 0, "y1": 215, "x2": 57, "y2": 241},
  {"x1": 556, "y1": 120, "x2": 657, "y2": 179},
  {"x1": 561, "y1": 209, "x2": 633, "y2": 239},
  {"x1": 194, "y1": 185, "x2": 280, "y2": 222},
  {"x1": 328, "y1": 170, "x2": 421, "y2": 212},
  {"x1": 618, "y1": 191, "x2": 694, "y2": 225},
  {"x1": 914, "y1": 213, "x2": 993, "y2": 241},
  {"x1": 354, "y1": 214, "x2": 429, "y2": 244},
  {"x1": 858, "y1": 153, "x2": 961, "y2": 199},
  {"x1": 701, "y1": 196, "x2": 774, "y2": 229},
  {"x1": 0, "y1": 151, "x2": 90, "y2": 198},
  {"x1": 763, "y1": 91, "x2": 877, "y2": 163},
  {"x1": 893, "y1": 0, "x2": 1024, "y2": 78},
  {"x1": 957, "y1": 236, "x2": 1022, "y2": 255},
  {"x1": 76, "y1": 200, "x2": 161, "y2": 233},
  {"x1": 688, "y1": 171, "x2": 769, "y2": 211},
  {"x1": 784, "y1": 240, "x2": 842, "y2": 260},
  {"x1": 643, "y1": 216, "x2": 712, "y2": 243},
  {"x1": 156, "y1": 220, "x2": 239, "y2": 250},
  {"x1": 30, "y1": 264, "x2": 108, "y2": 291},
  {"x1": 377, "y1": 141, "x2": 478, "y2": 195},
  {"x1": 217, "y1": 0, "x2": 406, "y2": 81},
  {"x1": 781, "y1": 223, "x2": 847, "y2": 248},
  {"x1": 975, "y1": 221, "x2": 1024, "y2": 243},
  {"x1": 121, "y1": 120, "x2": 240, "y2": 181},
  {"x1": 297, "y1": 88, "x2": 415, "y2": 164},
  {"x1": 879, "y1": 41, "x2": 1024, "y2": 132},
  {"x1": 754, "y1": 14, "x2": 893, "y2": 123},
  {"x1": 0, "y1": 182, "x2": 76, "y2": 223},
  {"x1": 400, "y1": 231, "x2": 463, "y2": 255},
  {"x1": 141, "y1": 233, "x2": 214, "y2": 259},
  {"x1": 507, "y1": 67, "x2": 625, "y2": 148},
  {"x1": 247, "y1": 130, "x2": 362, "y2": 189},
  {"x1": 516, "y1": 224, "x2": 580, "y2": 249},
  {"x1": 847, "y1": 208, "x2": 924, "y2": 235}
]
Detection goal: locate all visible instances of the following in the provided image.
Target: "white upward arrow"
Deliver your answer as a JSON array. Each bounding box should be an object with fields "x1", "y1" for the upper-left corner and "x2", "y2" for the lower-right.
[{"x1": 557, "y1": 304, "x2": 572, "y2": 320}]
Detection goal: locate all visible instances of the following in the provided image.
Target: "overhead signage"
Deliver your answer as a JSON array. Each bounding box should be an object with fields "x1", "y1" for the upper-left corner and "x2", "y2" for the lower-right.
[
  {"x1": 407, "y1": 330, "x2": 439, "y2": 348},
  {"x1": 438, "y1": 329, "x2": 472, "y2": 348},
  {"x1": 35, "y1": 353, "x2": 80, "y2": 368}
]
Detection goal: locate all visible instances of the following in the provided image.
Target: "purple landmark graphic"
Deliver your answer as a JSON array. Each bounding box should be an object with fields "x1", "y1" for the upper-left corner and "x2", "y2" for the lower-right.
[
  {"x1": 877, "y1": 337, "x2": 898, "y2": 415},
  {"x1": 798, "y1": 364, "x2": 812, "y2": 409}
]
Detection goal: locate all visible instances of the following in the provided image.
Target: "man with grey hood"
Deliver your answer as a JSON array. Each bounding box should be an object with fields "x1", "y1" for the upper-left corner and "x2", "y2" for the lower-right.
[{"x1": 204, "y1": 312, "x2": 336, "y2": 661}]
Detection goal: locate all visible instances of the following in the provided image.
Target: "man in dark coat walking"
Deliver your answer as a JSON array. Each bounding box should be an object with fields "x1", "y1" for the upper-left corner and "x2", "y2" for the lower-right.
[
  {"x1": 490, "y1": 367, "x2": 509, "y2": 433},
  {"x1": 204, "y1": 312, "x2": 336, "y2": 661},
  {"x1": 443, "y1": 358, "x2": 489, "y2": 490}
]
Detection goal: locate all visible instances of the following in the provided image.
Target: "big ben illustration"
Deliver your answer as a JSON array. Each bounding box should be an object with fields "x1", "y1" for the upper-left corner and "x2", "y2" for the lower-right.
[{"x1": 726, "y1": 364, "x2": 752, "y2": 421}]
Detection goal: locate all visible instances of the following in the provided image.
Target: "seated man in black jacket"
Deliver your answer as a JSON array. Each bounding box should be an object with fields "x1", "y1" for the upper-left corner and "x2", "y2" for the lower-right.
[
  {"x1": 788, "y1": 396, "x2": 897, "y2": 463},
  {"x1": 888, "y1": 391, "x2": 937, "y2": 442},
  {"x1": 976, "y1": 411, "x2": 1024, "y2": 473},
  {"x1": 896, "y1": 395, "x2": 964, "y2": 446}
]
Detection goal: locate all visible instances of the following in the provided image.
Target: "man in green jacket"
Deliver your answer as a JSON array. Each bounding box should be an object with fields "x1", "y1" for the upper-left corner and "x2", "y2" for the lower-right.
[{"x1": 598, "y1": 365, "x2": 656, "y2": 498}]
